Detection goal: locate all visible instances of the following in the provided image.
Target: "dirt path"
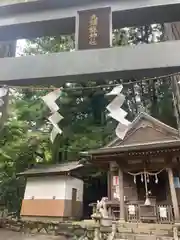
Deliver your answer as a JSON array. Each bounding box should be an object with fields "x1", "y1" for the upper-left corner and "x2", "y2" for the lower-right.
[{"x1": 0, "y1": 229, "x2": 63, "y2": 240}]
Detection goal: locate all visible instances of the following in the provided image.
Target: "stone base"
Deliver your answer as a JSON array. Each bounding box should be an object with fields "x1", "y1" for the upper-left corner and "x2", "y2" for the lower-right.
[
  {"x1": 118, "y1": 219, "x2": 126, "y2": 225},
  {"x1": 174, "y1": 222, "x2": 180, "y2": 226}
]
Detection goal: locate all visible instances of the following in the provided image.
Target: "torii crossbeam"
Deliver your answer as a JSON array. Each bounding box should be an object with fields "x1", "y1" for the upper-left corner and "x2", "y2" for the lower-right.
[{"x1": 0, "y1": 0, "x2": 180, "y2": 86}]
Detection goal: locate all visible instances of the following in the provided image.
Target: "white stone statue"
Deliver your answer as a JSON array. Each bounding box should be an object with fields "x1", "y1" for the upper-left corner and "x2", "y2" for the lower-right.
[{"x1": 96, "y1": 197, "x2": 112, "y2": 226}]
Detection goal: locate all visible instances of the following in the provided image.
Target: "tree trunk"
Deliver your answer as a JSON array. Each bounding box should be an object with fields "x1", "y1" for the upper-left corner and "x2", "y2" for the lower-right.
[
  {"x1": 164, "y1": 23, "x2": 180, "y2": 134},
  {"x1": 164, "y1": 23, "x2": 180, "y2": 41}
]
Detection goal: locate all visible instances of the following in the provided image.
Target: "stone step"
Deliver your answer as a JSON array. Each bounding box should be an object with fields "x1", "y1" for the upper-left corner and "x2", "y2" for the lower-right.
[
  {"x1": 117, "y1": 227, "x2": 171, "y2": 236},
  {"x1": 136, "y1": 223, "x2": 173, "y2": 231},
  {"x1": 119, "y1": 223, "x2": 173, "y2": 231},
  {"x1": 133, "y1": 228, "x2": 170, "y2": 235},
  {"x1": 116, "y1": 233, "x2": 156, "y2": 240},
  {"x1": 117, "y1": 227, "x2": 133, "y2": 233},
  {"x1": 116, "y1": 233, "x2": 173, "y2": 240}
]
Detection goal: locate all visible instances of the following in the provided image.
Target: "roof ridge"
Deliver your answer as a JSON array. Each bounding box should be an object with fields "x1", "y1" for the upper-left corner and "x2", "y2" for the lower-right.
[{"x1": 104, "y1": 112, "x2": 179, "y2": 148}]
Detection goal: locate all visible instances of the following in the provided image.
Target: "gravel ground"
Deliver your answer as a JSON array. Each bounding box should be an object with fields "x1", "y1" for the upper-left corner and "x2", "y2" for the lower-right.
[{"x1": 0, "y1": 229, "x2": 64, "y2": 240}]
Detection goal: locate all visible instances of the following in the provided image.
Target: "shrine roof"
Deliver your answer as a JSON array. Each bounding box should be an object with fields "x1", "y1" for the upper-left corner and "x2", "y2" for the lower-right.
[
  {"x1": 87, "y1": 112, "x2": 180, "y2": 156},
  {"x1": 18, "y1": 161, "x2": 84, "y2": 177},
  {"x1": 88, "y1": 139, "x2": 180, "y2": 156}
]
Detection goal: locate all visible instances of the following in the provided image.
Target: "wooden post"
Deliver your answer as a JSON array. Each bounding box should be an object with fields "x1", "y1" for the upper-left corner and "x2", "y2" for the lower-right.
[
  {"x1": 118, "y1": 167, "x2": 125, "y2": 222},
  {"x1": 107, "y1": 170, "x2": 111, "y2": 200},
  {"x1": 167, "y1": 168, "x2": 180, "y2": 222}
]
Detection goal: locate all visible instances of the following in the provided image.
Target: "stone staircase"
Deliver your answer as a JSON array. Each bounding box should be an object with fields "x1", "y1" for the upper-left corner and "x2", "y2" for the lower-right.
[
  {"x1": 72, "y1": 220, "x2": 178, "y2": 240},
  {"x1": 114, "y1": 223, "x2": 175, "y2": 240}
]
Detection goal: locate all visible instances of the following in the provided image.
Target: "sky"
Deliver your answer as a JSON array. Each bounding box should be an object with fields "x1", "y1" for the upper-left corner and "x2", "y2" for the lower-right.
[{"x1": 16, "y1": 39, "x2": 26, "y2": 57}]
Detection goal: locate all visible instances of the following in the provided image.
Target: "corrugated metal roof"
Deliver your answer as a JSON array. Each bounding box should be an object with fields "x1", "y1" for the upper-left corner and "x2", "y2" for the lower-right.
[{"x1": 18, "y1": 161, "x2": 84, "y2": 176}]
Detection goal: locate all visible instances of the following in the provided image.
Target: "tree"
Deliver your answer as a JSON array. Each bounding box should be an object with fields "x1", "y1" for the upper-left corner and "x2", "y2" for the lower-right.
[
  {"x1": 163, "y1": 22, "x2": 180, "y2": 133},
  {"x1": 114, "y1": 25, "x2": 176, "y2": 127},
  {"x1": 0, "y1": 89, "x2": 52, "y2": 215}
]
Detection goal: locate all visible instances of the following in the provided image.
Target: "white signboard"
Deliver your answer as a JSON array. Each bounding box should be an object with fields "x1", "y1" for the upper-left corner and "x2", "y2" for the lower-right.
[
  {"x1": 113, "y1": 187, "x2": 120, "y2": 199},
  {"x1": 113, "y1": 176, "x2": 119, "y2": 186},
  {"x1": 128, "y1": 205, "x2": 136, "y2": 215},
  {"x1": 159, "y1": 207, "x2": 167, "y2": 218}
]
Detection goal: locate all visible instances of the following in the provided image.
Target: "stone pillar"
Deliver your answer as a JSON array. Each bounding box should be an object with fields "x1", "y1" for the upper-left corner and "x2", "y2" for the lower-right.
[
  {"x1": 0, "y1": 41, "x2": 16, "y2": 130},
  {"x1": 118, "y1": 167, "x2": 125, "y2": 222},
  {"x1": 167, "y1": 168, "x2": 180, "y2": 222}
]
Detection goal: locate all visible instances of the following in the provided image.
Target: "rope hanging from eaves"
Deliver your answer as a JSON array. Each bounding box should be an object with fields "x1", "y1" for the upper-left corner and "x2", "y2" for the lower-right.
[{"x1": 126, "y1": 168, "x2": 165, "y2": 184}]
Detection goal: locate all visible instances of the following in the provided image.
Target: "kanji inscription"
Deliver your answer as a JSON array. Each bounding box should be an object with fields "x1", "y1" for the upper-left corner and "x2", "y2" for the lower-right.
[{"x1": 78, "y1": 7, "x2": 111, "y2": 50}]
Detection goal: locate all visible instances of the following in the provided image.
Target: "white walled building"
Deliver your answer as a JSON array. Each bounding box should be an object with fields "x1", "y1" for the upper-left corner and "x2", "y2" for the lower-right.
[{"x1": 19, "y1": 162, "x2": 84, "y2": 220}]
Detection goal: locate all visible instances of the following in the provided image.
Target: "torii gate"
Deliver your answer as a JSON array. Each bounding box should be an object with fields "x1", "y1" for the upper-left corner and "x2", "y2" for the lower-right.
[
  {"x1": 1, "y1": 0, "x2": 180, "y2": 224},
  {"x1": 0, "y1": 0, "x2": 180, "y2": 86}
]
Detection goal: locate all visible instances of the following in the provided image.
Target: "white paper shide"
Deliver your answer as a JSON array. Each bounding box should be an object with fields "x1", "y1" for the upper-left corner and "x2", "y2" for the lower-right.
[
  {"x1": 42, "y1": 89, "x2": 63, "y2": 143},
  {"x1": 106, "y1": 85, "x2": 131, "y2": 139}
]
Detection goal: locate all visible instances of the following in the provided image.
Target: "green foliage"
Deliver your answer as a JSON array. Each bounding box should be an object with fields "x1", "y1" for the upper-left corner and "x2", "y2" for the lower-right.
[{"x1": 0, "y1": 90, "x2": 51, "y2": 215}]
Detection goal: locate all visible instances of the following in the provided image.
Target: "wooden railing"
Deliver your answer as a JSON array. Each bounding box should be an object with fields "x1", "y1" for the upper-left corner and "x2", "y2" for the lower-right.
[
  {"x1": 125, "y1": 204, "x2": 174, "y2": 224},
  {"x1": 156, "y1": 205, "x2": 174, "y2": 224},
  {"x1": 125, "y1": 204, "x2": 139, "y2": 222},
  {"x1": 89, "y1": 201, "x2": 174, "y2": 224}
]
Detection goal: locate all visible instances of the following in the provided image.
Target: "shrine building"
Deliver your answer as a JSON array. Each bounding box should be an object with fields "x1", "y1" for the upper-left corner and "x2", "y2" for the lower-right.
[
  {"x1": 19, "y1": 161, "x2": 84, "y2": 221},
  {"x1": 87, "y1": 112, "x2": 180, "y2": 224}
]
